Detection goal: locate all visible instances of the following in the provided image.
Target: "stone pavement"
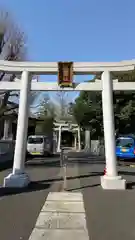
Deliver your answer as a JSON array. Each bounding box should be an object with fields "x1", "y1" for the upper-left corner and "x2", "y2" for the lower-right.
[
  {"x1": 29, "y1": 192, "x2": 89, "y2": 240},
  {"x1": 0, "y1": 155, "x2": 135, "y2": 239},
  {"x1": 26, "y1": 157, "x2": 135, "y2": 240},
  {"x1": 0, "y1": 158, "x2": 62, "y2": 240},
  {"x1": 65, "y1": 160, "x2": 135, "y2": 240}
]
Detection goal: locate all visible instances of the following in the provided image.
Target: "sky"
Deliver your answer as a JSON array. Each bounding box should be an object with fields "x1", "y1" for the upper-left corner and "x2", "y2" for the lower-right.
[{"x1": 1, "y1": 0, "x2": 135, "y2": 104}]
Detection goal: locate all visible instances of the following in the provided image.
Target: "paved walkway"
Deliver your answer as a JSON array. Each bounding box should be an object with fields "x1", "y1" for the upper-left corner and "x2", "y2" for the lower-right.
[
  {"x1": 65, "y1": 160, "x2": 135, "y2": 240},
  {"x1": 0, "y1": 158, "x2": 62, "y2": 240},
  {"x1": 29, "y1": 192, "x2": 89, "y2": 240},
  {"x1": 1, "y1": 155, "x2": 135, "y2": 239}
]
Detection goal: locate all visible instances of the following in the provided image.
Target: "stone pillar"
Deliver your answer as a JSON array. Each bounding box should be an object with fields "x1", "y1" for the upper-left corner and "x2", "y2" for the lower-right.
[
  {"x1": 74, "y1": 133, "x2": 77, "y2": 149},
  {"x1": 3, "y1": 119, "x2": 13, "y2": 140},
  {"x1": 100, "y1": 70, "x2": 126, "y2": 189},
  {"x1": 53, "y1": 131, "x2": 57, "y2": 154},
  {"x1": 4, "y1": 71, "x2": 31, "y2": 187},
  {"x1": 3, "y1": 119, "x2": 11, "y2": 139},
  {"x1": 57, "y1": 125, "x2": 62, "y2": 153},
  {"x1": 77, "y1": 127, "x2": 81, "y2": 151},
  {"x1": 84, "y1": 129, "x2": 91, "y2": 151}
]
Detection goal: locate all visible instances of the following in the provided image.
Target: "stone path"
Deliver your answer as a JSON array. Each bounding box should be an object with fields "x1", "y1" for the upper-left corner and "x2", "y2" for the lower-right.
[{"x1": 29, "y1": 192, "x2": 89, "y2": 240}]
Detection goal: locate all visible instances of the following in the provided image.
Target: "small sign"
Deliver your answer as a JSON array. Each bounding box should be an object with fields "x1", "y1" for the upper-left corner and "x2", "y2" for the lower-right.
[{"x1": 58, "y1": 62, "x2": 73, "y2": 87}]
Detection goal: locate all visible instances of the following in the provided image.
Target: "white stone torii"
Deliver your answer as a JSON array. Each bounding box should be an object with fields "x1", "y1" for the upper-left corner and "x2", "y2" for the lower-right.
[
  {"x1": 54, "y1": 122, "x2": 81, "y2": 152},
  {"x1": 1, "y1": 59, "x2": 135, "y2": 189}
]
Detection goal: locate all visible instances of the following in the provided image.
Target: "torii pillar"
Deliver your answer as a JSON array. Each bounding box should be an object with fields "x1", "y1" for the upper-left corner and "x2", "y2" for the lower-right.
[{"x1": 100, "y1": 71, "x2": 126, "y2": 189}]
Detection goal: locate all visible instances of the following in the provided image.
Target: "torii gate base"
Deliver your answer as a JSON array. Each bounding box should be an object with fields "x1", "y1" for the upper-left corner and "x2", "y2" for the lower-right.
[
  {"x1": 1, "y1": 60, "x2": 132, "y2": 190},
  {"x1": 101, "y1": 175, "x2": 125, "y2": 189},
  {"x1": 4, "y1": 173, "x2": 30, "y2": 188}
]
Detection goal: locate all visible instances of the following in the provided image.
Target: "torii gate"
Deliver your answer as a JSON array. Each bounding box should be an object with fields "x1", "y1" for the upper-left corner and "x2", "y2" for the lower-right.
[
  {"x1": 1, "y1": 60, "x2": 135, "y2": 190},
  {"x1": 53, "y1": 121, "x2": 81, "y2": 152}
]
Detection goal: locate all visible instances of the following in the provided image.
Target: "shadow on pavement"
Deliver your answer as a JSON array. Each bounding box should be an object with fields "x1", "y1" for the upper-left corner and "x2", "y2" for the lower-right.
[
  {"x1": 68, "y1": 172, "x2": 102, "y2": 179},
  {"x1": 34, "y1": 172, "x2": 103, "y2": 184},
  {"x1": 119, "y1": 170, "x2": 135, "y2": 176},
  {"x1": 26, "y1": 160, "x2": 60, "y2": 168},
  {"x1": 126, "y1": 182, "x2": 135, "y2": 189},
  {"x1": 68, "y1": 183, "x2": 100, "y2": 191},
  {"x1": 0, "y1": 161, "x2": 12, "y2": 172},
  {"x1": 119, "y1": 170, "x2": 135, "y2": 189},
  {"x1": 91, "y1": 170, "x2": 135, "y2": 189},
  {"x1": 0, "y1": 181, "x2": 51, "y2": 197},
  {"x1": 67, "y1": 159, "x2": 105, "y2": 165},
  {"x1": 90, "y1": 170, "x2": 135, "y2": 177}
]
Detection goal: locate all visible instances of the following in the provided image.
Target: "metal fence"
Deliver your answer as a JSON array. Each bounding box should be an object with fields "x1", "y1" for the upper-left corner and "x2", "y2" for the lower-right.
[{"x1": 0, "y1": 140, "x2": 15, "y2": 163}]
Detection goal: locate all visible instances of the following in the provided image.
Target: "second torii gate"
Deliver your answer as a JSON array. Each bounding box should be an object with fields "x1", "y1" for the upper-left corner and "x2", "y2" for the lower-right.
[{"x1": 54, "y1": 121, "x2": 81, "y2": 152}]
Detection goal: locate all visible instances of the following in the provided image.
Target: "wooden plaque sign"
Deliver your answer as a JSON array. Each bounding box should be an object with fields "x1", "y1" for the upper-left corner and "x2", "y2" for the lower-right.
[{"x1": 58, "y1": 62, "x2": 73, "y2": 87}]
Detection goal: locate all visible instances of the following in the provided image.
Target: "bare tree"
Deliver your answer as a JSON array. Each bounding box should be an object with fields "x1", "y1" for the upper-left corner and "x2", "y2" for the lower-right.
[
  {"x1": 55, "y1": 91, "x2": 69, "y2": 118},
  {"x1": 0, "y1": 10, "x2": 37, "y2": 117},
  {"x1": 0, "y1": 10, "x2": 25, "y2": 115},
  {"x1": 37, "y1": 93, "x2": 55, "y2": 118}
]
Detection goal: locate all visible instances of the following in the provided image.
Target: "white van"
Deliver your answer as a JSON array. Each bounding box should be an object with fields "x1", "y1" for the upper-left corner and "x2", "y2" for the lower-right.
[{"x1": 27, "y1": 135, "x2": 52, "y2": 156}]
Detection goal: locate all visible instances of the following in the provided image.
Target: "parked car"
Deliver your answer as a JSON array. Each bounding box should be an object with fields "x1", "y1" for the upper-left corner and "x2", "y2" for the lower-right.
[
  {"x1": 27, "y1": 135, "x2": 53, "y2": 157},
  {"x1": 0, "y1": 140, "x2": 15, "y2": 163},
  {"x1": 116, "y1": 135, "x2": 135, "y2": 160}
]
